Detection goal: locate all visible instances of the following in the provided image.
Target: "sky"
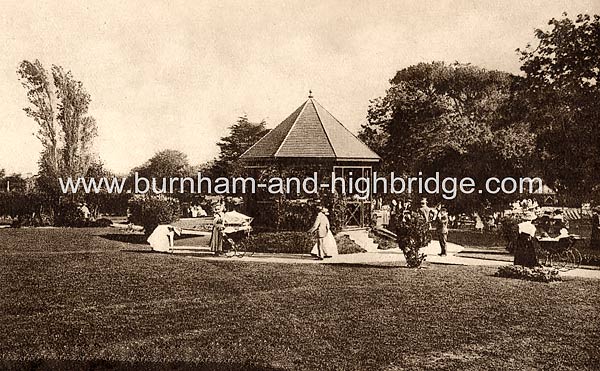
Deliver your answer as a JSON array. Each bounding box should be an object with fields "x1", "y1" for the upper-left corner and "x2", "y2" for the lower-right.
[{"x1": 1, "y1": 0, "x2": 599, "y2": 175}]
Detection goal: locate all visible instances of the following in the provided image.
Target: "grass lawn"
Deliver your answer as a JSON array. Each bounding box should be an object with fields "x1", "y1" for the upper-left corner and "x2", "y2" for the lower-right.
[{"x1": 0, "y1": 228, "x2": 599, "y2": 370}]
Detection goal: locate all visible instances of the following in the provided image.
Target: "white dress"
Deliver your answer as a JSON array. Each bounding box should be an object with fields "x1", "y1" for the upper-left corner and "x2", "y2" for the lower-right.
[
  {"x1": 311, "y1": 230, "x2": 338, "y2": 257},
  {"x1": 147, "y1": 225, "x2": 175, "y2": 252}
]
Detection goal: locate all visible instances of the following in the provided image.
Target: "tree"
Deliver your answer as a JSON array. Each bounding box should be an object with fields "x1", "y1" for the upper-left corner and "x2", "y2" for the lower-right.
[
  {"x1": 83, "y1": 161, "x2": 130, "y2": 217},
  {"x1": 1, "y1": 174, "x2": 26, "y2": 193},
  {"x1": 361, "y1": 62, "x2": 522, "y2": 172},
  {"x1": 18, "y1": 60, "x2": 98, "y2": 202},
  {"x1": 360, "y1": 62, "x2": 535, "y2": 212},
  {"x1": 132, "y1": 149, "x2": 192, "y2": 180},
  {"x1": 212, "y1": 115, "x2": 269, "y2": 177},
  {"x1": 52, "y1": 65, "x2": 98, "y2": 179},
  {"x1": 0, "y1": 168, "x2": 5, "y2": 192},
  {"x1": 17, "y1": 60, "x2": 60, "y2": 179},
  {"x1": 519, "y1": 13, "x2": 600, "y2": 202}
]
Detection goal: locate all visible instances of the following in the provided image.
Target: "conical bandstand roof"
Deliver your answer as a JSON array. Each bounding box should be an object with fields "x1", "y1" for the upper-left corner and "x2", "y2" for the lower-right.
[{"x1": 240, "y1": 94, "x2": 380, "y2": 163}]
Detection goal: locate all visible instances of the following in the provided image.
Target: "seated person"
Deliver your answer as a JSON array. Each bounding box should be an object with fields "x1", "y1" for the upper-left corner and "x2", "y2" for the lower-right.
[{"x1": 196, "y1": 205, "x2": 207, "y2": 217}]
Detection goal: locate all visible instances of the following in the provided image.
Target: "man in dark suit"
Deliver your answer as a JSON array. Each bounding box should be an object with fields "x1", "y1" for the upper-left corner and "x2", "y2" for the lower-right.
[
  {"x1": 591, "y1": 206, "x2": 600, "y2": 249},
  {"x1": 433, "y1": 206, "x2": 449, "y2": 256}
]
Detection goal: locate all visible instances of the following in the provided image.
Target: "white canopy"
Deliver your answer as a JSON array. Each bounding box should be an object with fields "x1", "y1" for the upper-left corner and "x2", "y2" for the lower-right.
[{"x1": 223, "y1": 211, "x2": 253, "y2": 225}]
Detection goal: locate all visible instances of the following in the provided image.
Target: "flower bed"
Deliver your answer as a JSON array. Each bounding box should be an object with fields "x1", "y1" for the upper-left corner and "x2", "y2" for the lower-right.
[{"x1": 495, "y1": 265, "x2": 562, "y2": 283}]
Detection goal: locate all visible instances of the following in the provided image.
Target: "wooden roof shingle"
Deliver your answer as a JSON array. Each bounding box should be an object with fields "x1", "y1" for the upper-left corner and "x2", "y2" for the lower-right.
[{"x1": 240, "y1": 95, "x2": 380, "y2": 163}]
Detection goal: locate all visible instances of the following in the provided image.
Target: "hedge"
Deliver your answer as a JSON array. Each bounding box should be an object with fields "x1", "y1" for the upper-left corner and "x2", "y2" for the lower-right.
[{"x1": 239, "y1": 231, "x2": 364, "y2": 255}]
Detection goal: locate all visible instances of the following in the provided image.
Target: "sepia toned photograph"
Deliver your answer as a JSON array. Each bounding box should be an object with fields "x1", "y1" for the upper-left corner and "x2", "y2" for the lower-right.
[{"x1": 0, "y1": 1, "x2": 599, "y2": 370}]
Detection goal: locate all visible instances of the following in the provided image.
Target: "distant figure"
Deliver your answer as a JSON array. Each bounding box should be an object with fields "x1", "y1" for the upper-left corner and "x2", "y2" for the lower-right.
[
  {"x1": 79, "y1": 203, "x2": 91, "y2": 220},
  {"x1": 448, "y1": 214, "x2": 457, "y2": 229},
  {"x1": 591, "y1": 206, "x2": 600, "y2": 249},
  {"x1": 474, "y1": 213, "x2": 484, "y2": 233},
  {"x1": 210, "y1": 206, "x2": 225, "y2": 255},
  {"x1": 434, "y1": 206, "x2": 449, "y2": 256},
  {"x1": 388, "y1": 199, "x2": 399, "y2": 232},
  {"x1": 308, "y1": 206, "x2": 331, "y2": 260},
  {"x1": 196, "y1": 205, "x2": 207, "y2": 217},
  {"x1": 419, "y1": 198, "x2": 431, "y2": 225},
  {"x1": 381, "y1": 204, "x2": 391, "y2": 227}
]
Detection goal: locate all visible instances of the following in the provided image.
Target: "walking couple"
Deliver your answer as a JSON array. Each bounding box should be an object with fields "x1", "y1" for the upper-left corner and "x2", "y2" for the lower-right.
[{"x1": 308, "y1": 205, "x2": 338, "y2": 260}]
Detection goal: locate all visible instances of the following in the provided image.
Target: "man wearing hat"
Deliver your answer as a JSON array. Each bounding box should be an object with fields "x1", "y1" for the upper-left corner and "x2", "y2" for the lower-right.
[
  {"x1": 433, "y1": 206, "x2": 449, "y2": 256},
  {"x1": 308, "y1": 205, "x2": 331, "y2": 260},
  {"x1": 419, "y1": 198, "x2": 434, "y2": 241},
  {"x1": 591, "y1": 206, "x2": 600, "y2": 249}
]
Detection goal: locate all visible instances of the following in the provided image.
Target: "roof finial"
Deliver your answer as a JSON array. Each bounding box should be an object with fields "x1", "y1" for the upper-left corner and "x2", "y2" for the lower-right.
[{"x1": 308, "y1": 90, "x2": 313, "y2": 98}]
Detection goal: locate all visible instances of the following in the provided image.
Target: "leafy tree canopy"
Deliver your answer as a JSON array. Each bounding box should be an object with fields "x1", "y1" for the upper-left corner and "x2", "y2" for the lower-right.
[
  {"x1": 359, "y1": 62, "x2": 535, "y2": 212},
  {"x1": 18, "y1": 60, "x2": 98, "y2": 203},
  {"x1": 132, "y1": 149, "x2": 192, "y2": 180},
  {"x1": 519, "y1": 13, "x2": 600, "y2": 200},
  {"x1": 211, "y1": 115, "x2": 269, "y2": 177},
  {"x1": 360, "y1": 62, "x2": 527, "y2": 174}
]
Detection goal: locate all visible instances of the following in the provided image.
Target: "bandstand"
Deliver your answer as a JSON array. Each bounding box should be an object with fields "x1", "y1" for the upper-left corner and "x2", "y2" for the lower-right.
[{"x1": 239, "y1": 92, "x2": 381, "y2": 228}]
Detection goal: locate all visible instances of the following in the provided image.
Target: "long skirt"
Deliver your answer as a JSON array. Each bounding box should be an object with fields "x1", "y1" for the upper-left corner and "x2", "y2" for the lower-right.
[
  {"x1": 311, "y1": 230, "x2": 338, "y2": 257},
  {"x1": 210, "y1": 227, "x2": 223, "y2": 253}
]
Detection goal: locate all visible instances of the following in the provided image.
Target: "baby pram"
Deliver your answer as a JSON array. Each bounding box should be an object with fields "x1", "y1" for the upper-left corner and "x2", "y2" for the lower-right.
[{"x1": 221, "y1": 211, "x2": 254, "y2": 257}]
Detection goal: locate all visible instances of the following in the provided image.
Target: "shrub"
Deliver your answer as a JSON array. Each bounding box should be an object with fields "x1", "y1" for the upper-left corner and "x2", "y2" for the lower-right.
[
  {"x1": 321, "y1": 192, "x2": 348, "y2": 234},
  {"x1": 54, "y1": 200, "x2": 86, "y2": 227},
  {"x1": 239, "y1": 231, "x2": 314, "y2": 254},
  {"x1": 277, "y1": 201, "x2": 316, "y2": 231},
  {"x1": 128, "y1": 195, "x2": 180, "y2": 234},
  {"x1": 370, "y1": 232, "x2": 396, "y2": 250},
  {"x1": 495, "y1": 265, "x2": 561, "y2": 283},
  {"x1": 395, "y1": 211, "x2": 431, "y2": 268},
  {"x1": 10, "y1": 213, "x2": 53, "y2": 228},
  {"x1": 238, "y1": 231, "x2": 364, "y2": 255},
  {"x1": 577, "y1": 243, "x2": 600, "y2": 266},
  {"x1": 251, "y1": 194, "x2": 349, "y2": 233},
  {"x1": 251, "y1": 200, "x2": 316, "y2": 232},
  {"x1": 335, "y1": 234, "x2": 366, "y2": 254},
  {"x1": 0, "y1": 192, "x2": 46, "y2": 219},
  {"x1": 86, "y1": 192, "x2": 132, "y2": 216}
]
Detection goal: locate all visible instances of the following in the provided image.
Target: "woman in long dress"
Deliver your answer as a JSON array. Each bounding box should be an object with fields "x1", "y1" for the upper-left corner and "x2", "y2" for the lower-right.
[
  {"x1": 474, "y1": 213, "x2": 484, "y2": 233},
  {"x1": 310, "y1": 209, "x2": 338, "y2": 258},
  {"x1": 210, "y1": 209, "x2": 225, "y2": 255},
  {"x1": 147, "y1": 225, "x2": 180, "y2": 253},
  {"x1": 311, "y1": 229, "x2": 338, "y2": 257}
]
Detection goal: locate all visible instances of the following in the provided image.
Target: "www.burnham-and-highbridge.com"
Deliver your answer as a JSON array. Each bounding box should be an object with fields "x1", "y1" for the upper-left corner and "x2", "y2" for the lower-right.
[{"x1": 58, "y1": 172, "x2": 544, "y2": 201}]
